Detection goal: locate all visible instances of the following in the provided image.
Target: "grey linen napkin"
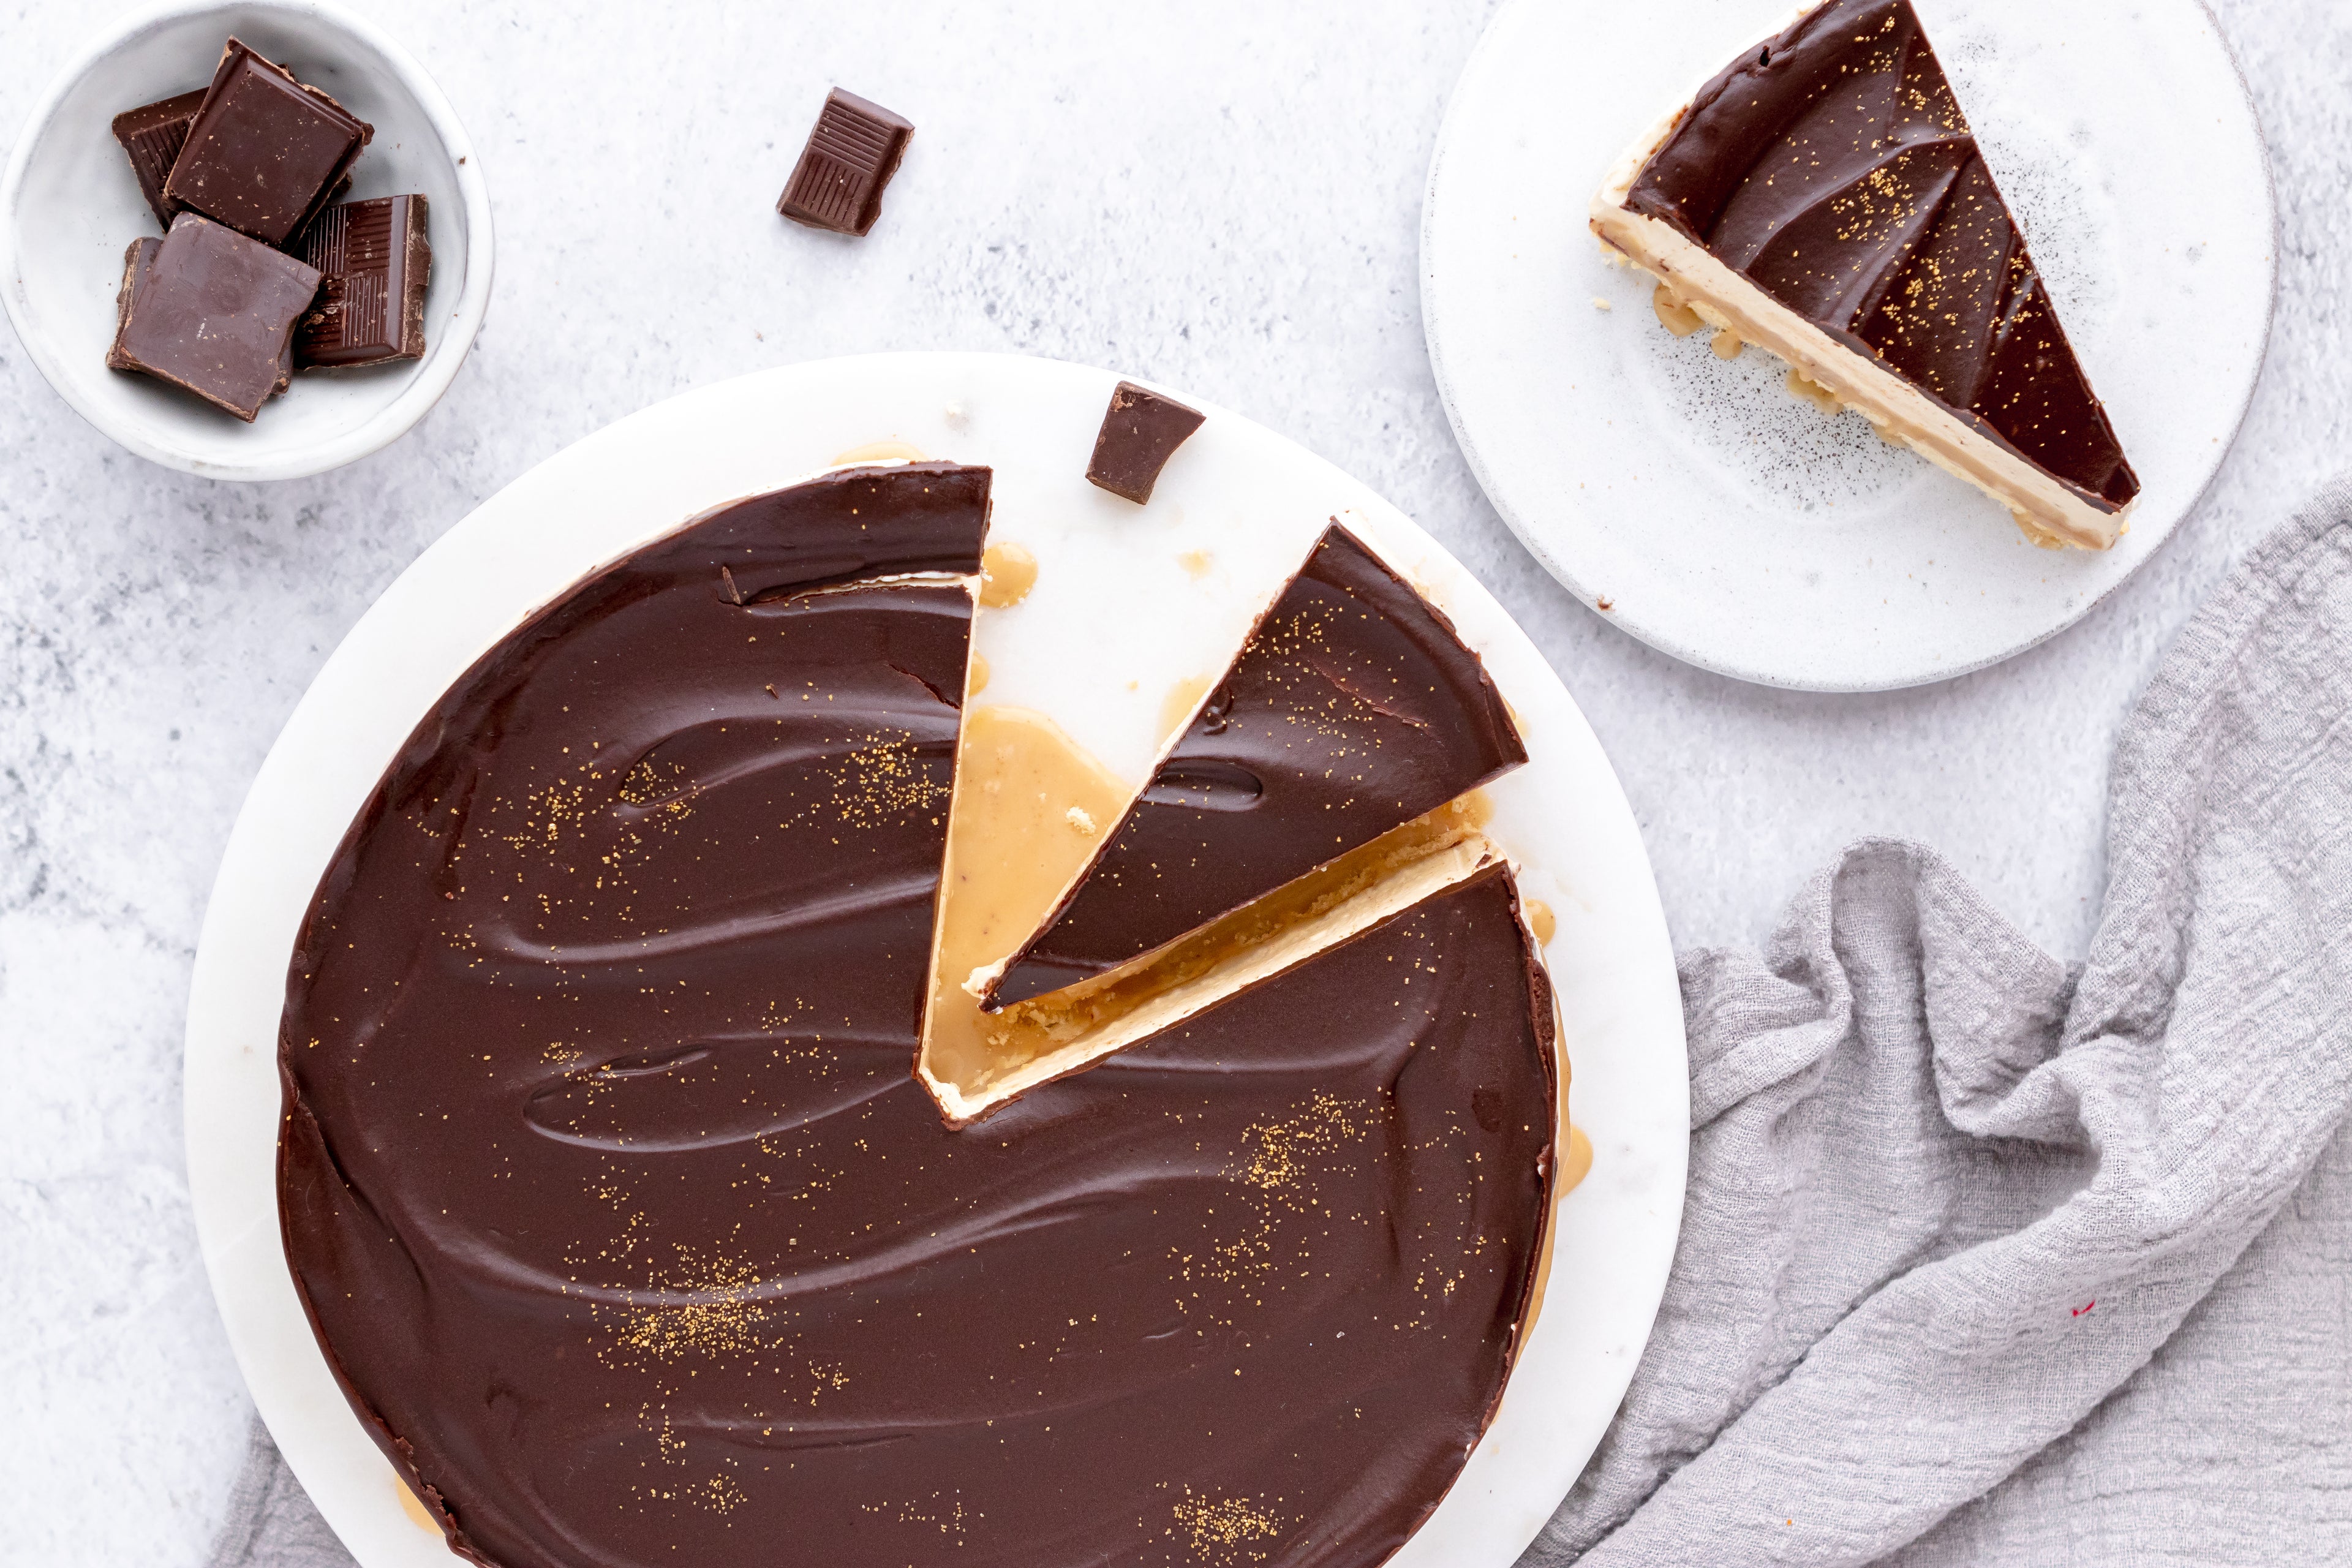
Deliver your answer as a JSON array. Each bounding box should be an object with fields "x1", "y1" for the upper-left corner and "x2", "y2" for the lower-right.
[
  {"x1": 211, "y1": 481, "x2": 2352, "y2": 1568},
  {"x1": 1531, "y1": 475, "x2": 2352, "y2": 1566}
]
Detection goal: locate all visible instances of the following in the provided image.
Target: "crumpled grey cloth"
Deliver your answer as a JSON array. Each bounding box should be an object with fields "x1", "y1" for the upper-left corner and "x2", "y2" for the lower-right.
[
  {"x1": 1531, "y1": 475, "x2": 2352, "y2": 1566},
  {"x1": 212, "y1": 481, "x2": 2352, "y2": 1568}
]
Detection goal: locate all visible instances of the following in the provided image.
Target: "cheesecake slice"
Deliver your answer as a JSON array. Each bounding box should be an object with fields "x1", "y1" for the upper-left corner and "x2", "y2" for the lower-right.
[
  {"x1": 970, "y1": 521, "x2": 1526, "y2": 1012},
  {"x1": 1590, "y1": 0, "x2": 2141, "y2": 549},
  {"x1": 922, "y1": 826, "x2": 1517, "y2": 1125}
]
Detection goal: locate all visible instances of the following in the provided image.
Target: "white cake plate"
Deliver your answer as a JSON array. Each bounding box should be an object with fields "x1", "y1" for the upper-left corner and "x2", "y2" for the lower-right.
[
  {"x1": 1423, "y1": 0, "x2": 2274, "y2": 690},
  {"x1": 183, "y1": 351, "x2": 1689, "y2": 1568}
]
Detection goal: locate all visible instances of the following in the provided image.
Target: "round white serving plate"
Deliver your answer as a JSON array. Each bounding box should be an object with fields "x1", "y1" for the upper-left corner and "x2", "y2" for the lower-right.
[
  {"x1": 1423, "y1": 0, "x2": 2274, "y2": 691},
  {"x1": 0, "y1": 0, "x2": 493, "y2": 481},
  {"x1": 184, "y1": 351, "x2": 1689, "y2": 1568}
]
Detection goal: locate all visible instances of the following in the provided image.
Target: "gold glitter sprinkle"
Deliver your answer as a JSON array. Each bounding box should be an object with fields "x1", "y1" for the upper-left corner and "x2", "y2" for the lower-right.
[
  {"x1": 598, "y1": 1247, "x2": 770, "y2": 1365},
  {"x1": 1170, "y1": 1488, "x2": 1288, "y2": 1562},
  {"x1": 1175, "y1": 1092, "x2": 1371, "y2": 1319},
  {"x1": 698, "y1": 1471, "x2": 748, "y2": 1514},
  {"x1": 863, "y1": 1493, "x2": 973, "y2": 1536},
  {"x1": 808, "y1": 731, "x2": 949, "y2": 827},
  {"x1": 1235, "y1": 1091, "x2": 1368, "y2": 1196}
]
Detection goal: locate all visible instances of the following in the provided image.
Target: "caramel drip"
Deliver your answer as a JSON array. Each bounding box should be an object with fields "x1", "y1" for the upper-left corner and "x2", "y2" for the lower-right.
[
  {"x1": 394, "y1": 1476, "x2": 439, "y2": 1534},
  {"x1": 921, "y1": 707, "x2": 1133, "y2": 1097},
  {"x1": 979, "y1": 541, "x2": 1038, "y2": 608}
]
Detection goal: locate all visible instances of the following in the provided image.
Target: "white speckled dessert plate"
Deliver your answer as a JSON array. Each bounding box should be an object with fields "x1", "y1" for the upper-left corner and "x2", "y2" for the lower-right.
[
  {"x1": 1423, "y1": 0, "x2": 2274, "y2": 690},
  {"x1": 184, "y1": 352, "x2": 1689, "y2": 1568}
]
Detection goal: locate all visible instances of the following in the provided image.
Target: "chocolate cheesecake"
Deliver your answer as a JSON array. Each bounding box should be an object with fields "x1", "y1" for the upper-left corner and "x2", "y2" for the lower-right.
[
  {"x1": 1590, "y1": 0, "x2": 2141, "y2": 549},
  {"x1": 278, "y1": 466, "x2": 1558, "y2": 1568},
  {"x1": 974, "y1": 522, "x2": 1526, "y2": 1011}
]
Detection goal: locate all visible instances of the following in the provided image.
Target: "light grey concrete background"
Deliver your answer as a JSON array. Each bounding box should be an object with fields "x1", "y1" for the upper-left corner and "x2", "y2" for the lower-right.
[{"x1": 0, "y1": 1, "x2": 2340, "y2": 1563}]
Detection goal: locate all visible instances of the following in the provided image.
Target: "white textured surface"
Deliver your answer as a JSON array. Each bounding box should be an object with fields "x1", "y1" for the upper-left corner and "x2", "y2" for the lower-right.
[{"x1": 0, "y1": 1, "x2": 2342, "y2": 1564}]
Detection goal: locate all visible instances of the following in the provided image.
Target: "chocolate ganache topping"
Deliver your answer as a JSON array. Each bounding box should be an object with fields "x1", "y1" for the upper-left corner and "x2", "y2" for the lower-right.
[
  {"x1": 1626, "y1": 0, "x2": 2139, "y2": 510},
  {"x1": 984, "y1": 523, "x2": 1526, "y2": 1009},
  {"x1": 279, "y1": 465, "x2": 1556, "y2": 1568}
]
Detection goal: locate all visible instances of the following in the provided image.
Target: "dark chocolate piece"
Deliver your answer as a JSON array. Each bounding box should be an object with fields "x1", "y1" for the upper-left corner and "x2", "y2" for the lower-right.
[
  {"x1": 1085, "y1": 380, "x2": 1207, "y2": 503},
  {"x1": 106, "y1": 214, "x2": 322, "y2": 421},
  {"x1": 292, "y1": 195, "x2": 431, "y2": 369},
  {"x1": 110, "y1": 89, "x2": 206, "y2": 228},
  {"x1": 985, "y1": 522, "x2": 1528, "y2": 1009},
  {"x1": 775, "y1": 88, "x2": 912, "y2": 235},
  {"x1": 1625, "y1": 0, "x2": 2139, "y2": 510},
  {"x1": 161, "y1": 39, "x2": 372, "y2": 245},
  {"x1": 277, "y1": 462, "x2": 1554, "y2": 1568}
]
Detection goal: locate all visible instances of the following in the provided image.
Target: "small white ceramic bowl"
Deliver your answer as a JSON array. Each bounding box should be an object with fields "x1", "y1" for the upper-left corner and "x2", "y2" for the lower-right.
[{"x1": 0, "y1": 0, "x2": 492, "y2": 481}]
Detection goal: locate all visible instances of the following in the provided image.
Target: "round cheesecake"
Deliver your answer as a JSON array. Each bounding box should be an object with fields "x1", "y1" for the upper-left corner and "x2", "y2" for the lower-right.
[{"x1": 277, "y1": 461, "x2": 1557, "y2": 1568}]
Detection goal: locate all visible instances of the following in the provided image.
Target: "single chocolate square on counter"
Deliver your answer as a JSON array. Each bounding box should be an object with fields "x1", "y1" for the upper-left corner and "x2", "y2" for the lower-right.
[
  {"x1": 161, "y1": 38, "x2": 372, "y2": 245},
  {"x1": 1085, "y1": 382, "x2": 1207, "y2": 504},
  {"x1": 110, "y1": 90, "x2": 207, "y2": 228},
  {"x1": 107, "y1": 213, "x2": 323, "y2": 421},
  {"x1": 777, "y1": 88, "x2": 912, "y2": 236},
  {"x1": 291, "y1": 195, "x2": 431, "y2": 369}
]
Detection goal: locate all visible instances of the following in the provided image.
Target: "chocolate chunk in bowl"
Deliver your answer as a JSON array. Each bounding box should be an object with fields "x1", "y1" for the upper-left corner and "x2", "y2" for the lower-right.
[
  {"x1": 106, "y1": 213, "x2": 321, "y2": 421},
  {"x1": 291, "y1": 194, "x2": 431, "y2": 369},
  {"x1": 161, "y1": 37, "x2": 372, "y2": 245},
  {"x1": 108, "y1": 89, "x2": 206, "y2": 227}
]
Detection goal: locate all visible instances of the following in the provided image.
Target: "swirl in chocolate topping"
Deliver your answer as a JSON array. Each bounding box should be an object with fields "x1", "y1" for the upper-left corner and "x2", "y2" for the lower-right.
[
  {"x1": 1627, "y1": 0, "x2": 2139, "y2": 510},
  {"x1": 278, "y1": 463, "x2": 1556, "y2": 1568}
]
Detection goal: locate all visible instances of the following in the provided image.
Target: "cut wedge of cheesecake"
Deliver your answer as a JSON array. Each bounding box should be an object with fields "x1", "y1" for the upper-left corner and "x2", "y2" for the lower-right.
[
  {"x1": 921, "y1": 813, "x2": 1517, "y2": 1126},
  {"x1": 971, "y1": 520, "x2": 1526, "y2": 1012},
  {"x1": 1590, "y1": 0, "x2": 2141, "y2": 550}
]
